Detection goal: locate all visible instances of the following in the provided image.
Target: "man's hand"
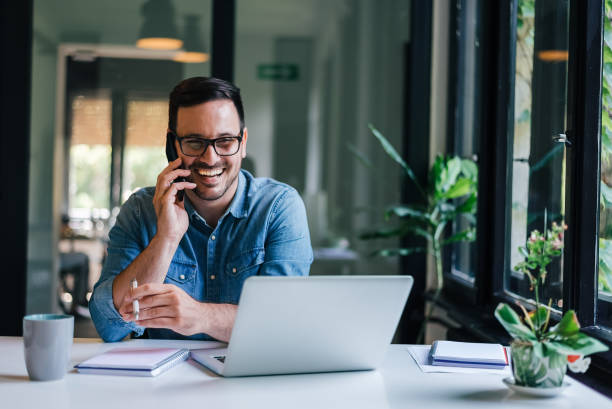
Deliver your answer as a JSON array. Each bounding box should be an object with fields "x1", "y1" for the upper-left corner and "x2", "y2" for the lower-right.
[
  {"x1": 119, "y1": 283, "x2": 206, "y2": 336},
  {"x1": 153, "y1": 158, "x2": 196, "y2": 243}
]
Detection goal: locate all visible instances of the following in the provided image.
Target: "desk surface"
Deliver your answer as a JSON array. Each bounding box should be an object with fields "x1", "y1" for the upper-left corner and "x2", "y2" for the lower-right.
[{"x1": 0, "y1": 337, "x2": 610, "y2": 409}]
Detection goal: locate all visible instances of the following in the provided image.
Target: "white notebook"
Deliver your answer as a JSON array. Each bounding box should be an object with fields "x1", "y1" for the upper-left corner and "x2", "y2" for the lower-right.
[
  {"x1": 75, "y1": 347, "x2": 190, "y2": 377},
  {"x1": 430, "y1": 341, "x2": 508, "y2": 369}
]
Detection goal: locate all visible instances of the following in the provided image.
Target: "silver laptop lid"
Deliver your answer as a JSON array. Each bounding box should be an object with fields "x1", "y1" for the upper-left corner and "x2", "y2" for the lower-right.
[{"x1": 223, "y1": 275, "x2": 413, "y2": 376}]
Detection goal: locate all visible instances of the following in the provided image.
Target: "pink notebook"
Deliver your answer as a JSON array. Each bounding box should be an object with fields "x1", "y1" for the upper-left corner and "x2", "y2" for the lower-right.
[{"x1": 75, "y1": 347, "x2": 190, "y2": 377}]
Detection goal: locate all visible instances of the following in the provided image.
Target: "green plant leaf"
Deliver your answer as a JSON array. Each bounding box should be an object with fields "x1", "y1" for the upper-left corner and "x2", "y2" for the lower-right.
[
  {"x1": 369, "y1": 124, "x2": 426, "y2": 198},
  {"x1": 550, "y1": 310, "x2": 580, "y2": 336},
  {"x1": 529, "y1": 144, "x2": 564, "y2": 175},
  {"x1": 460, "y1": 159, "x2": 478, "y2": 181},
  {"x1": 455, "y1": 194, "x2": 477, "y2": 214},
  {"x1": 445, "y1": 157, "x2": 462, "y2": 189},
  {"x1": 384, "y1": 205, "x2": 432, "y2": 223},
  {"x1": 430, "y1": 155, "x2": 446, "y2": 197},
  {"x1": 441, "y1": 178, "x2": 473, "y2": 199},
  {"x1": 605, "y1": 13, "x2": 612, "y2": 50},
  {"x1": 601, "y1": 181, "x2": 612, "y2": 206},
  {"x1": 494, "y1": 303, "x2": 537, "y2": 341},
  {"x1": 441, "y1": 228, "x2": 475, "y2": 246},
  {"x1": 346, "y1": 142, "x2": 373, "y2": 169},
  {"x1": 546, "y1": 333, "x2": 609, "y2": 357},
  {"x1": 599, "y1": 238, "x2": 612, "y2": 292},
  {"x1": 531, "y1": 306, "x2": 548, "y2": 330}
]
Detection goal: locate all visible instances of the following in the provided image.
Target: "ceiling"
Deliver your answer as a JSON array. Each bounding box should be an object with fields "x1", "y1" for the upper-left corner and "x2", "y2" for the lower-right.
[{"x1": 34, "y1": 0, "x2": 324, "y2": 47}]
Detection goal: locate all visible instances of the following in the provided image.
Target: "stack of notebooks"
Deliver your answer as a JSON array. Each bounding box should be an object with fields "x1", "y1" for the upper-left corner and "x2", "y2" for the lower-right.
[
  {"x1": 430, "y1": 340, "x2": 508, "y2": 369},
  {"x1": 75, "y1": 347, "x2": 190, "y2": 377}
]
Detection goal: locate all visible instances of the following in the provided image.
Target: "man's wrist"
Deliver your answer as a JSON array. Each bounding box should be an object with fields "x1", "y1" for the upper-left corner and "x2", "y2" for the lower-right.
[
  {"x1": 150, "y1": 234, "x2": 181, "y2": 257},
  {"x1": 197, "y1": 302, "x2": 211, "y2": 335}
]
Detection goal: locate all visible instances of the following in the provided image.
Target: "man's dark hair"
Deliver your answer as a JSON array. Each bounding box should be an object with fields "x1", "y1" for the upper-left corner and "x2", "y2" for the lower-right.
[{"x1": 168, "y1": 77, "x2": 245, "y2": 132}]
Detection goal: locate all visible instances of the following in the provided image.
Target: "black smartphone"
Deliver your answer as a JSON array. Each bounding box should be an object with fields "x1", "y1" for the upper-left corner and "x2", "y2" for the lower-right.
[{"x1": 165, "y1": 132, "x2": 186, "y2": 201}]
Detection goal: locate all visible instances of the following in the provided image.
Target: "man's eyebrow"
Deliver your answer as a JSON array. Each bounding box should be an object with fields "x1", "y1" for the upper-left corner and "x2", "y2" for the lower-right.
[{"x1": 181, "y1": 132, "x2": 238, "y2": 138}]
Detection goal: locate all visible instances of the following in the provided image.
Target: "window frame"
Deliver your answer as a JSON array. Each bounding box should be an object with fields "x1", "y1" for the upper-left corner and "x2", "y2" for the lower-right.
[{"x1": 441, "y1": 0, "x2": 612, "y2": 391}]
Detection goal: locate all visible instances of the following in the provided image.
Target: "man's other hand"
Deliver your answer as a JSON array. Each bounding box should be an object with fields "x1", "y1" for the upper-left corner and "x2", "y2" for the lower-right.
[{"x1": 119, "y1": 283, "x2": 206, "y2": 336}]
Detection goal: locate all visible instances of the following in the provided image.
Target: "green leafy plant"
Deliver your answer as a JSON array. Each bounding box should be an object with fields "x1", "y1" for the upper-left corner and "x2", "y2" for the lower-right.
[
  {"x1": 358, "y1": 124, "x2": 478, "y2": 342},
  {"x1": 600, "y1": 0, "x2": 612, "y2": 297},
  {"x1": 495, "y1": 221, "x2": 608, "y2": 385}
]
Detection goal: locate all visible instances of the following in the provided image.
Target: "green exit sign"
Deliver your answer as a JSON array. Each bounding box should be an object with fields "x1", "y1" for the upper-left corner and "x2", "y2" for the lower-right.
[{"x1": 257, "y1": 64, "x2": 299, "y2": 81}]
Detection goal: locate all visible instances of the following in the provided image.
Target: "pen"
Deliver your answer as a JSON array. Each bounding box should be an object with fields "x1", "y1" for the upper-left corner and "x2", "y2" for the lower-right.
[{"x1": 131, "y1": 278, "x2": 139, "y2": 321}]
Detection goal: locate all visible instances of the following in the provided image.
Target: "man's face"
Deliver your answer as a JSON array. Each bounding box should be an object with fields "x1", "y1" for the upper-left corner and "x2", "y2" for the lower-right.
[{"x1": 174, "y1": 99, "x2": 247, "y2": 202}]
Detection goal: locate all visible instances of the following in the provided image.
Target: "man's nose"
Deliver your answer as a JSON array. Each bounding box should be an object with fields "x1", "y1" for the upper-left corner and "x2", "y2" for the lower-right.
[{"x1": 198, "y1": 142, "x2": 219, "y2": 164}]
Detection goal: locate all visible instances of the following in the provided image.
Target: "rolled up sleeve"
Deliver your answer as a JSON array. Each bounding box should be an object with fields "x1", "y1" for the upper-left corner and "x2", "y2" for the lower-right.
[{"x1": 89, "y1": 196, "x2": 147, "y2": 342}]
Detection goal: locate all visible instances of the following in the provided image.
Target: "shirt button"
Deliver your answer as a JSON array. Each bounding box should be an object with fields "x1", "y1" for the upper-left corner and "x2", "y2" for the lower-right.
[
  {"x1": 211, "y1": 275, "x2": 216, "y2": 280},
  {"x1": 179, "y1": 274, "x2": 185, "y2": 280},
  {"x1": 232, "y1": 267, "x2": 237, "y2": 273},
  {"x1": 211, "y1": 235, "x2": 216, "y2": 241}
]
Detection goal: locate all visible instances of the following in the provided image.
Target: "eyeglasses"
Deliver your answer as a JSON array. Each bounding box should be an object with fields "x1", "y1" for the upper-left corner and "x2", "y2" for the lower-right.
[{"x1": 172, "y1": 131, "x2": 243, "y2": 157}]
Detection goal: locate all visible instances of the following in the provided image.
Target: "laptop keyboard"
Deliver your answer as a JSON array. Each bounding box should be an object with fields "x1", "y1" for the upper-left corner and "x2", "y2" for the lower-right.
[{"x1": 214, "y1": 356, "x2": 226, "y2": 363}]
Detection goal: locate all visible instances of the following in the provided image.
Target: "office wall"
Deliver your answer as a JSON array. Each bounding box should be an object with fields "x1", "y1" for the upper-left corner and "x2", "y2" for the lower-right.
[{"x1": 234, "y1": 34, "x2": 276, "y2": 179}]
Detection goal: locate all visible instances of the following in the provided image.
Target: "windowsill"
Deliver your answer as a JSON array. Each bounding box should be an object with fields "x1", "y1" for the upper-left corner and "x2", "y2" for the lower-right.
[{"x1": 428, "y1": 291, "x2": 612, "y2": 398}]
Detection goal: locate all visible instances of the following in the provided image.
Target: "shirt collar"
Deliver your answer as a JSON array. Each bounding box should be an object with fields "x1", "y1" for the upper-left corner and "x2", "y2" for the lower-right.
[{"x1": 184, "y1": 170, "x2": 249, "y2": 222}]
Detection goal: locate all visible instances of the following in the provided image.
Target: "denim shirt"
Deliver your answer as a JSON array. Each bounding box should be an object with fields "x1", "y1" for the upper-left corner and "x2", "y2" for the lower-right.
[{"x1": 89, "y1": 170, "x2": 313, "y2": 342}]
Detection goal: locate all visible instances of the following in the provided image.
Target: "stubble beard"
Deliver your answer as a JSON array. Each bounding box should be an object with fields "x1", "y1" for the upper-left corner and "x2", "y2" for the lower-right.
[{"x1": 190, "y1": 168, "x2": 240, "y2": 202}]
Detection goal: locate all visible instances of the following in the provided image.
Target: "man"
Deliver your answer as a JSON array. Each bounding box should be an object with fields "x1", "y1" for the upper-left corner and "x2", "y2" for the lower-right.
[{"x1": 89, "y1": 77, "x2": 313, "y2": 342}]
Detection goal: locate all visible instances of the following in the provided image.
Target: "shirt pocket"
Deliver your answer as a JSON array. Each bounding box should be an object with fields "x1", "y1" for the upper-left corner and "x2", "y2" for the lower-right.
[
  {"x1": 221, "y1": 248, "x2": 265, "y2": 304},
  {"x1": 225, "y1": 248, "x2": 265, "y2": 279},
  {"x1": 165, "y1": 260, "x2": 197, "y2": 295}
]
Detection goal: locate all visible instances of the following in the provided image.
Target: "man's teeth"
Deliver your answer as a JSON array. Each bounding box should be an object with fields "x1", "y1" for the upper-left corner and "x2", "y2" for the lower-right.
[{"x1": 197, "y1": 168, "x2": 223, "y2": 177}]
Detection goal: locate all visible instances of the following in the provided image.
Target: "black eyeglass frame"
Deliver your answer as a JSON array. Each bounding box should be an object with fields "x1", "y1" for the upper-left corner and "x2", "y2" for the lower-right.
[{"x1": 170, "y1": 130, "x2": 244, "y2": 157}]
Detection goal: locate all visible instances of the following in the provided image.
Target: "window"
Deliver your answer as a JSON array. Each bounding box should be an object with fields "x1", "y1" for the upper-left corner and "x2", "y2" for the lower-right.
[
  {"x1": 69, "y1": 93, "x2": 112, "y2": 231},
  {"x1": 446, "y1": 0, "x2": 484, "y2": 285},
  {"x1": 505, "y1": 0, "x2": 568, "y2": 311},
  {"x1": 598, "y1": 0, "x2": 612, "y2": 328},
  {"x1": 122, "y1": 98, "x2": 168, "y2": 203}
]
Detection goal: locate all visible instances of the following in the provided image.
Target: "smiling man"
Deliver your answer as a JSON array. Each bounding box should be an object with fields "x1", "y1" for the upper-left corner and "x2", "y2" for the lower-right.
[{"x1": 89, "y1": 77, "x2": 313, "y2": 342}]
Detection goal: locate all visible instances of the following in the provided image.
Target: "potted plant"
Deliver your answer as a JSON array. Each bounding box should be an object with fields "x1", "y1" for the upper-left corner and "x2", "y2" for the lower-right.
[
  {"x1": 495, "y1": 220, "x2": 609, "y2": 388},
  {"x1": 356, "y1": 124, "x2": 478, "y2": 342}
]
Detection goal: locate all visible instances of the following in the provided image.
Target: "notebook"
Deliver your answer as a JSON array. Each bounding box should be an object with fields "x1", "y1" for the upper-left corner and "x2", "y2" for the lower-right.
[
  {"x1": 430, "y1": 340, "x2": 508, "y2": 369},
  {"x1": 75, "y1": 347, "x2": 190, "y2": 377}
]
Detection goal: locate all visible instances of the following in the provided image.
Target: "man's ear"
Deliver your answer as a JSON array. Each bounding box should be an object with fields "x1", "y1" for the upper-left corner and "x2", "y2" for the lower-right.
[{"x1": 241, "y1": 127, "x2": 248, "y2": 159}]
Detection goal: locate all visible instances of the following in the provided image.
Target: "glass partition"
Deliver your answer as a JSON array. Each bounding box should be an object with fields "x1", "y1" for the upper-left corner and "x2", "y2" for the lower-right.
[
  {"x1": 29, "y1": 0, "x2": 212, "y2": 334},
  {"x1": 235, "y1": 0, "x2": 411, "y2": 277}
]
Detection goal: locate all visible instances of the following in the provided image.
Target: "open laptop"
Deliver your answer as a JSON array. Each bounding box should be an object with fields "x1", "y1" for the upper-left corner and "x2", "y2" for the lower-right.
[{"x1": 190, "y1": 275, "x2": 413, "y2": 377}]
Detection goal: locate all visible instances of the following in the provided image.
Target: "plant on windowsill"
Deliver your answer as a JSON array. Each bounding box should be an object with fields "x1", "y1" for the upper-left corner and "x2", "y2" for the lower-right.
[
  {"x1": 356, "y1": 124, "x2": 478, "y2": 343},
  {"x1": 495, "y1": 220, "x2": 609, "y2": 388}
]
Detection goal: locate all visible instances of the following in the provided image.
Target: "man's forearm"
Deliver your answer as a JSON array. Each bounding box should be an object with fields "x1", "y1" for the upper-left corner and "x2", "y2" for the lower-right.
[
  {"x1": 201, "y1": 303, "x2": 238, "y2": 342},
  {"x1": 111, "y1": 235, "x2": 179, "y2": 311}
]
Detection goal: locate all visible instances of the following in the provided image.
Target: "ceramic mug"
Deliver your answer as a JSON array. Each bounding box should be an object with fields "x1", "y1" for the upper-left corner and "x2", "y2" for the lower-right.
[{"x1": 23, "y1": 314, "x2": 74, "y2": 381}]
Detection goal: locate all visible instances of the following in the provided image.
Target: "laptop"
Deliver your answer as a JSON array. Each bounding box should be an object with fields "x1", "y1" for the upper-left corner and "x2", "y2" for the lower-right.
[{"x1": 190, "y1": 275, "x2": 413, "y2": 377}]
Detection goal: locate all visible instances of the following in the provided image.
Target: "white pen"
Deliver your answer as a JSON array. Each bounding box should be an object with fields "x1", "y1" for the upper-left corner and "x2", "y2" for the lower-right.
[{"x1": 131, "y1": 278, "x2": 139, "y2": 321}]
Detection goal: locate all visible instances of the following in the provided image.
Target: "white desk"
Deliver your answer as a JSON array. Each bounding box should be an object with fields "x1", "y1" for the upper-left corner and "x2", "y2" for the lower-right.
[{"x1": 0, "y1": 337, "x2": 610, "y2": 408}]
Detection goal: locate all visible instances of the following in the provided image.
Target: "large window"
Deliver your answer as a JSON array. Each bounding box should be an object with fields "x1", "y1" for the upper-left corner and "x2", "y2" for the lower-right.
[
  {"x1": 506, "y1": 0, "x2": 569, "y2": 310},
  {"x1": 598, "y1": 0, "x2": 612, "y2": 328}
]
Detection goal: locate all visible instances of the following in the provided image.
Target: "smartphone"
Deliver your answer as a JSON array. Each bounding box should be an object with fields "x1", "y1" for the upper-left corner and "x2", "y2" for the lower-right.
[{"x1": 165, "y1": 132, "x2": 186, "y2": 201}]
